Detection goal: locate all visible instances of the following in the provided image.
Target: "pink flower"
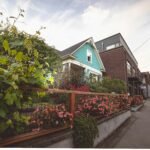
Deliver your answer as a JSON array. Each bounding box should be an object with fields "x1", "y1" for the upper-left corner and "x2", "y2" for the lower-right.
[
  {"x1": 58, "y1": 112, "x2": 64, "y2": 118},
  {"x1": 63, "y1": 113, "x2": 67, "y2": 118}
]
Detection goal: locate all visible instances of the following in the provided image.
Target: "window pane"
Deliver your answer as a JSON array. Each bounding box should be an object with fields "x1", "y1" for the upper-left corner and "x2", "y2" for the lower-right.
[{"x1": 127, "y1": 61, "x2": 131, "y2": 76}]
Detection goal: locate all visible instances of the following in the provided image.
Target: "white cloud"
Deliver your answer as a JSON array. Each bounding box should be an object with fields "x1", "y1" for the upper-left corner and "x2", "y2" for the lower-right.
[{"x1": 0, "y1": 0, "x2": 150, "y2": 71}]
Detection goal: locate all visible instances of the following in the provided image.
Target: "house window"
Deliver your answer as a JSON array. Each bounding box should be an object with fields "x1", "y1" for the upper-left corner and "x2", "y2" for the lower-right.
[
  {"x1": 142, "y1": 78, "x2": 146, "y2": 84},
  {"x1": 133, "y1": 68, "x2": 136, "y2": 76},
  {"x1": 87, "y1": 49, "x2": 92, "y2": 63},
  {"x1": 115, "y1": 43, "x2": 120, "y2": 47},
  {"x1": 87, "y1": 56, "x2": 91, "y2": 62},
  {"x1": 127, "y1": 61, "x2": 131, "y2": 76},
  {"x1": 106, "y1": 43, "x2": 120, "y2": 50},
  {"x1": 90, "y1": 73, "x2": 98, "y2": 82},
  {"x1": 106, "y1": 44, "x2": 115, "y2": 50}
]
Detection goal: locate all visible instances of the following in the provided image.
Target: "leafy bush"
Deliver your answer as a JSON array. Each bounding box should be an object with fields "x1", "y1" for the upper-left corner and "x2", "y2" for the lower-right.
[
  {"x1": 89, "y1": 77, "x2": 127, "y2": 94},
  {"x1": 102, "y1": 77, "x2": 127, "y2": 93},
  {"x1": 88, "y1": 81, "x2": 108, "y2": 93},
  {"x1": 73, "y1": 114, "x2": 98, "y2": 148},
  {"x1": 0, "y1": 10, "x2": 60, "y2": 136}
]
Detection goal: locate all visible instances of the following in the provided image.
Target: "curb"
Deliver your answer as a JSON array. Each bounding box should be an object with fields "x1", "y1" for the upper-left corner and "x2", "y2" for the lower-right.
[{"x1": 131, "y1": 103, "x2": 144, "y2": 112}]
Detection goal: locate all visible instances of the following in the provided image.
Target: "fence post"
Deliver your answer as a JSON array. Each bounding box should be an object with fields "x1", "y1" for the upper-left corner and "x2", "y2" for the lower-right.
[{"x1": 70, "y1": 92, "x2": 75, "y2": 128}]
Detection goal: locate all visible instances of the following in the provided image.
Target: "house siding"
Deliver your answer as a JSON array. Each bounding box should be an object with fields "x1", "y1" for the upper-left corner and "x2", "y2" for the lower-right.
[{"x1": 73, "y1": 43, "x2": 102, "y2": 71}]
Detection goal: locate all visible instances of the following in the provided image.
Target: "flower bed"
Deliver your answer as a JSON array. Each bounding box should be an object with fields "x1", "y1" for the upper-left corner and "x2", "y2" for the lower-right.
[
  {"x1": 0, "y1": 88, "x2": 144, "y2": 147},
  {"x1": 0, "y1": 104, "x2": 72, "y2": 140},
  {"x1": 130, "y1": 95, "x2": 144, "y2": 107},
  {"x1": 75, "y1": 95, "x2": 130, "y2": 119},
  {"x1": 29, "y1": 104, "x2": 73, "y2": 131}
]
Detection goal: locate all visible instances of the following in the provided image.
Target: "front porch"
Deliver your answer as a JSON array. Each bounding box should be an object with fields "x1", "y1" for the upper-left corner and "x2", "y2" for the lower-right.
[{"x1": 62, "y1": 59, "x2": 102, "y2": 84}]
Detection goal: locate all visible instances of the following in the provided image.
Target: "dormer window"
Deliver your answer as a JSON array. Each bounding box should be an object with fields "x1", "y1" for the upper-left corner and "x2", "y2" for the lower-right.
[{"x1": 87, "y1": 49, "x2": 92, "y2": 63}]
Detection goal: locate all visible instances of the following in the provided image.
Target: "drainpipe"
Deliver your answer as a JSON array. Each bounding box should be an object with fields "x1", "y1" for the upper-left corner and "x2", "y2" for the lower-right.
[{"x1": 101, "y1": 42, "x2": 104, "y2": 51}]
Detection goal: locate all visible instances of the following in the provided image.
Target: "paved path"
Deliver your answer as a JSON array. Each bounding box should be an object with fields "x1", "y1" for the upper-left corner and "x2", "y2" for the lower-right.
[{"x1": 97, "y1": 99, "x2": 150, "y2": 148}]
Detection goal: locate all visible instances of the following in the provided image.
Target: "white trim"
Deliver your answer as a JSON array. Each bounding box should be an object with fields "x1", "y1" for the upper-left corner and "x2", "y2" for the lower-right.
[
  {"x1": 90, "y1": 38, "x2": 106, "y2": 72},
  {"x1": 62, "y1": 59, "x2": 102, "y2": 75}
]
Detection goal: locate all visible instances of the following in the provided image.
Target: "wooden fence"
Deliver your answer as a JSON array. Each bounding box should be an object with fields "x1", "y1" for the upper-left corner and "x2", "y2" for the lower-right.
[
  {"x1": 33, "y1": 88, "x2": 128, "y2": 124},
  {"x1": 0, "y1": 88, "x2": 141, "y2": 147}
]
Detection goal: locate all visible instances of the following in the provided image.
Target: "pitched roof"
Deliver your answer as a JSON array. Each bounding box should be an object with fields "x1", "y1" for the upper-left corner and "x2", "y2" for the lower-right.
[{"x1": 59, "y1": 38, "x2": 90, "y2": 57}]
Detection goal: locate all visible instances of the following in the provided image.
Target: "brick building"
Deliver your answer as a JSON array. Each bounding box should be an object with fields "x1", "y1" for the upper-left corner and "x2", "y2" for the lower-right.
[{"x1": 95, "y1": 33, "x2": 142, "y2": 96}]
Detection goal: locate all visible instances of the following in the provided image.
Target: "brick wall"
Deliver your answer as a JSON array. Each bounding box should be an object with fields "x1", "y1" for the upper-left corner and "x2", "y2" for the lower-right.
[
  {"x1": 100, "y1": 46, "x2": 126, "y2": 82},
  {"x1": 99, "y1": 46, "x2": 142, "y2": 95}
]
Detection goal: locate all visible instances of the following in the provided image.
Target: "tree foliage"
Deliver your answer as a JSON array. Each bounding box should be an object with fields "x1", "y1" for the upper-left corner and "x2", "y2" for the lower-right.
[{"x1": 0, "y1": 9, "x2": 61, "y2": 135}]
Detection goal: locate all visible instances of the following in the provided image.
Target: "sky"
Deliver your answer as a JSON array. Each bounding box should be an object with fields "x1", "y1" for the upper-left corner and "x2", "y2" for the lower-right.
[{"x1": 0, "y1": 0, "x2": 150, "y2": 72}]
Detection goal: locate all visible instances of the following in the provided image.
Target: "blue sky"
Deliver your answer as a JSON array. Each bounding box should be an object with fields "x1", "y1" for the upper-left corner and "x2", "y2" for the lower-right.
[{"x1": 0, "y1": 0, "x2": 150, "y2": 72}]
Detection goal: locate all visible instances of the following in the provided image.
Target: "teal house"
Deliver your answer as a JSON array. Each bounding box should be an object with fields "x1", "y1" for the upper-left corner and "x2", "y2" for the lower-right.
[{"x1": 59, "y1": 37, "x2": 105, "y2": 82}]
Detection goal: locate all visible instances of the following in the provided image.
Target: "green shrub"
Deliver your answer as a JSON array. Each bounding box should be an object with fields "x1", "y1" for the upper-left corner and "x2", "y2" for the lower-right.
[
  {"x1": 89, "y1": 77, "x2": 127, "y2": 94},
  {"x1": 73, "y1": 114, "x2": 99, "y2": 148},
  {"x1": 88, "y1": 81, "x2": 108, "y2": 93},
  {"x1": 102, "y1": 77, "x2": 127, "y2": 93}
]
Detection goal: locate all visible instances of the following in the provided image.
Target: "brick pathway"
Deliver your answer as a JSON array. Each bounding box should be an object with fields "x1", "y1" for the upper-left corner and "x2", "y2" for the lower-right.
[{"x1": 97, "y1": 99, "x2": 150, "y2": 148}]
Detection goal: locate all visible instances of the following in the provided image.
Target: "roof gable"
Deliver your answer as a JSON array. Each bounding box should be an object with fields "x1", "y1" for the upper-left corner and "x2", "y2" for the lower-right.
[
  {"x1": 72, "y1": 38, "x2": 105, "y2": 72},
  {"x1": 59, "y1": 37, "x2": 105, "y2": 72},
  {"x1": 59, "y1": 38, "x2": 90, "y2": 57}
]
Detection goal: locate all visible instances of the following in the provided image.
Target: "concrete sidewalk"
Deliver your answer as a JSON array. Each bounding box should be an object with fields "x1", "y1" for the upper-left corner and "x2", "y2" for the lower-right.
[{"x1": 97, "y1": 99, "x2": 150, "y2": 148}]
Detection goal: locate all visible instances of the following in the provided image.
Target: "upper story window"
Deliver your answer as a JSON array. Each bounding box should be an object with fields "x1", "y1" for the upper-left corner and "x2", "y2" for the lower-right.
[
  {"x1": 106, "y1": 43, "x2": 120, "y2": 50},
  {"x1": 133, "y1": 68, "x2": 136, "y2": 76},
  {"x1": 142, "y1": 78, "x2": 146, "y2": 84},
  {"x1": 106, "y1": 44, "x2": 115, "y2": 50},
  {"x1": 87, "y1": 49, "x2": 92, "y2": 63},
  {"x1": 127, "y1": 61, "x2": 132, "y2": 76}
]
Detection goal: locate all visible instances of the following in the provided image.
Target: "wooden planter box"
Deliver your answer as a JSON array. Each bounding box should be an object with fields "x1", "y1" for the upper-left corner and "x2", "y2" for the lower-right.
[{"x1": 0, "y1": 110, "x2": 131, "y2": 148}]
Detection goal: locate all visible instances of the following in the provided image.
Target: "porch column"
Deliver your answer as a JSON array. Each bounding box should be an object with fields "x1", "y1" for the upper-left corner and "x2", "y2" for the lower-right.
[{"x1": 68, "y1": 62, "x2": 71, "y2": 81}]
